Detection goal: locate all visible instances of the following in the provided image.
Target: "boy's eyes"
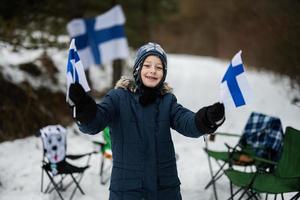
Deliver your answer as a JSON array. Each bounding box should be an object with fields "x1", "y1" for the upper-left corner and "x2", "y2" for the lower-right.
[
  {"x1": 143, "y1": 64, "x2": 163, "y2": 71},
  {"x1": 156, "y1": 66, "x2": 163, "y2": 71}
]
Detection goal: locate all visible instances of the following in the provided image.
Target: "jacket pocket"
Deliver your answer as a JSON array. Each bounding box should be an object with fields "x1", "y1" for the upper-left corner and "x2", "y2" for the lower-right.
[
  {"x1": 111, "y1": 162, "x2": 143, "y2": 180},
  {"x1": 109, "y1": 179, "x2": 142, "y2": 192},
  {"x1": 158, "y1": 176, "x2": 181, "y2": 189}
]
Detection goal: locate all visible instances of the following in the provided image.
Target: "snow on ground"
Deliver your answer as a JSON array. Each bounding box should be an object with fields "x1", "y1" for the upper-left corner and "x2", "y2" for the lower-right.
[{"x1": 0, "y1": 49, "x2": 299, "y2": 200}]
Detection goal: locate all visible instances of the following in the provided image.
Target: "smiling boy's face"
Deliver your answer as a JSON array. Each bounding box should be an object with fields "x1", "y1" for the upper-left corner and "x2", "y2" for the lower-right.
[{"x1": 140, "y1": 55, "x2": 164, "y2": 88}]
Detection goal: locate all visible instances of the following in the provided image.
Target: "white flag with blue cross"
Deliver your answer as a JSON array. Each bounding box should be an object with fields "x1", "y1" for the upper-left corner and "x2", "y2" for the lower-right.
[
  {"x1": 220, "y1": 50, "x2": 252, "y2": 109},
  {"x1": 66, "y1": 38, "x2": 90, "y2": 105},
  {"x1": 67, "y1": 5, "x2": 129, "y2": 69}
]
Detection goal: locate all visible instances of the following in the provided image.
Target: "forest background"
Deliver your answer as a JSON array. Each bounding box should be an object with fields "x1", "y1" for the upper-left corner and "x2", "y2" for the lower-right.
[{"x1": 0, "y1": 0, "x2": 299, "y2": 141}]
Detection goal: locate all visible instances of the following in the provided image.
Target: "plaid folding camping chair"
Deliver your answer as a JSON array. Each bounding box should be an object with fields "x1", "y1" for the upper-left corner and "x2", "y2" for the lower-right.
[
  {"x1": 204, "y1": 112, "x2": 284, "y2": 200},
  {"x1": 224, "y1": 126, "x2": 300, "y2": 200},
  {"x1": 37, "y1": 125, "x2": 94, "y2": 200},
  {"x1": 241, "y1": 112, "x2": 284, "y2": 163}
]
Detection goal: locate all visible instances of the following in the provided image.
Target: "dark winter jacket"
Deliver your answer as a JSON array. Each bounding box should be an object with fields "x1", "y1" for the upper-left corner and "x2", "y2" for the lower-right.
[{"x1": 78, "y1": 77, "x2": 204, "y2": 200}]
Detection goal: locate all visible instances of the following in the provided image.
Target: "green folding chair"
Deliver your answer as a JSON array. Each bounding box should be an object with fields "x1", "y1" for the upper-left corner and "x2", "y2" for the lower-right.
[
  {"x1": 224, "y1": 126, "x2": 300, "y2": 200},
  {"x1": 204, "y1": 135, "x2": 256, "y2": 186},
  {"x1": 204, "y1": 112, "x2": 283, "y2": 200}
]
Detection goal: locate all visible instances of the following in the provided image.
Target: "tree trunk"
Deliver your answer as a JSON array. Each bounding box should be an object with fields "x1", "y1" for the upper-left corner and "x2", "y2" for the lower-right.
[{"x1": 112, "y1": 59, "x2": 123, "y2": 86}]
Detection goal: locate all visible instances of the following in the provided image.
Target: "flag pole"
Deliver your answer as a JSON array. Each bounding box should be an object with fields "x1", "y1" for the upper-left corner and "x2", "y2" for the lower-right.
[{"x1": 72, "y1": 59, "x2": 76, "y2": 119}]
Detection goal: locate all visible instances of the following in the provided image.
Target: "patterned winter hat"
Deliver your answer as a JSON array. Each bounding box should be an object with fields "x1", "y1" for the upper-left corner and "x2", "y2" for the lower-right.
[{"x1": 133, "y1": 42, "x2": 167, "y2": 84}]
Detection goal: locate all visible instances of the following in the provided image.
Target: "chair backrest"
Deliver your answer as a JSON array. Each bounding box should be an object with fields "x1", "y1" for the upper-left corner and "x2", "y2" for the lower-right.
[
  {"x1": 240, "y1": 112, "x2": 284, "y2": 161},
  {"x1": 40, "y1": 125, "x2": 67, "y2": 164},
  {"x1": 275, "y1": 126, "x2": 300, "y2": 178}
]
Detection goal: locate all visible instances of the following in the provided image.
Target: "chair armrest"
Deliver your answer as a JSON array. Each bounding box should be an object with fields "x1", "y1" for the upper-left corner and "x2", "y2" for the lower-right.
[
  {"x1": 251, "y1": 155, "x2": 277, "y2": 166},
  {"x1": 66, "y1": 151, "x2": 96, "y2": 160},
  {"x1": 92, "y1": 140, "x2": 106, "y2": 146},
  {"x1": 224, "y1": 143, "x2": 234, "y2": 150},
  {"x1": 215, "y1": 132, "x2": 241, "y2": 137},
  {"x1": 209, "y1": 132, "x2": 240, "y2": 142},
  {"x1": 224, "y1": 142, "x2": 244, "y2": 152}
]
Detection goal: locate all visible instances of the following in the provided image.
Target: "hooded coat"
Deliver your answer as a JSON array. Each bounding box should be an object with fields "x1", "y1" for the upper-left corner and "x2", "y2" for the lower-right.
[{"x1": 78, "y1": 77, "x2": 204, "y2": 200}]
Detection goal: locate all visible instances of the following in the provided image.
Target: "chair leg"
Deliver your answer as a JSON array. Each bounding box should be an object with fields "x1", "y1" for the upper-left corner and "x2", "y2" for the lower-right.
[
  {"x1": 204, "y1": 162, "x2": 226, "y2": 189},
  {"x1": 60, "y1": 175, "x2": 74, "y2": 191},
  {"x1": 99, "y1": 154, "x2": 103, "y2": 175},
  {"x1": 57, "y1": 175, "x2": 65, "y2": 190},
  {"x1": 44, "y1": 170, "x2": 65, "y2": 200},
  {"x1": 290, "y1": 192, "x2": 300, "y2": 200},
  {"x1": 47, "y1": 175, "x2": 66, "y2": 193},
  {"x1": 69, "y1": 174, "x2": 85, "y2": 200},
  {"x1": 100, "y1": 156, "x2": 105, "y2": 184},
  {"x1": 227, "y1": 185, "x2": 245, "y2": 200},
  {"x1": 280, "y1": 193, "x2": 284, "y2": 200},
  {"x1": 237, "y1": 171, "x2": 259, "y2": 200},
  {"x1": 230, "y1": 181, "x2": 233, "y2": 200},
  {"x1": 100, "y1": 156, "x2": 112, "y2": 185},
  {"x1": 205, "y1": 142, "x2": 219, "y2": 200},
  {"x1": 41, "y1": 168, "x2": 44, "y2": 192},
  {"x1": 44, "y1": 180, "x2": 53, "y2": 193},
  {"x1": 253, "y1": 194, "x2": 260, "y2": 200},
  {"x1": 71, "y1": 174, "x2": 85, "y2": 194},
  {"x1": 244, "y1": 191, "x2": 258, "y2": 200},
  {"x1": 238, "y1": 189, "x2": 248, "y2": 200},
  {"x1": 44, "y1": 171, "x2": 86, "y2": 200},
  {"x1": 238, "y1": 187, "x2": 258, "y2": 200}
]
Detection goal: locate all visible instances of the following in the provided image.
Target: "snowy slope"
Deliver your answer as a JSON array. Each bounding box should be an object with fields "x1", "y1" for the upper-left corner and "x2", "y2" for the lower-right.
[{"x1": 0, "y1": 50, "x2": 299, "y2": 200}]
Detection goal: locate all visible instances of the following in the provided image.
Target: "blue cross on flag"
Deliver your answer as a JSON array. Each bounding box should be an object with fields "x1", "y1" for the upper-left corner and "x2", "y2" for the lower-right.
[
  {"x1": 67, "y1": 5, "x2": 129, "y2": 69},
  {"x1": 66, "y1": 38, "x2": 90, "y2": 106},
  {"x1": 220, "y1": 50, "x2": 252, "y2": 109}
]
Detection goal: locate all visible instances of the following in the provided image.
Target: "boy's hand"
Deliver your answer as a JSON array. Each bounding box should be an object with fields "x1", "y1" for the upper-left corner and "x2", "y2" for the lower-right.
[
  {"x1": 195, "y1": 102, "x2": 225, "y2": 134},
  {"x1": 206, "y1": 102, "x2": 225, "y2": 127},
  {"x1": 68, "y1": 83, "x2": 97, "y2": 124}
]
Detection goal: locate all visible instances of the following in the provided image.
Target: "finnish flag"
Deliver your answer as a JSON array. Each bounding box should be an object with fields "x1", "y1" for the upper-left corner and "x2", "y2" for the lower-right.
[
  {"x1": 66, "y1": 39, "x2": 90, "y2": 106},
  {"x1": 220, "y1": 51, "x2": 252, "y2": 109},
  {"x1": 67, "y1": 5, "x2": 129, "y2": 69}
]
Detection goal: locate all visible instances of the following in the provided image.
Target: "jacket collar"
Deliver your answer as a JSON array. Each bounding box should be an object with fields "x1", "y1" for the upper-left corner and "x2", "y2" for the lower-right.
[{"x1": 114, "y1": 76, "x2": 173, "y2": 95}]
